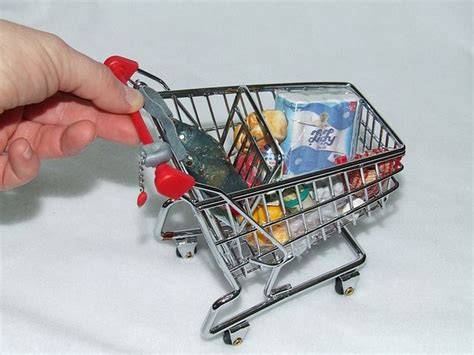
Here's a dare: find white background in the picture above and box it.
[0,0,472,353]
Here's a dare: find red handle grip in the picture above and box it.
[104,55,194,202]
[104,56,154,144]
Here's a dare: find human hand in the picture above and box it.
[0,20,144,191]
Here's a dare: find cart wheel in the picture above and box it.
[223,321,250,345]
[335,270,360,296]
[176,245,197,259]
[223,330,236,345]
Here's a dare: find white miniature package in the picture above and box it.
[275,89,360,176]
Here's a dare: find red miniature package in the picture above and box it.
[336,148,402,198]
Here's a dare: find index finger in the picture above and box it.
[23,93,140,145]
[58,46,144,114]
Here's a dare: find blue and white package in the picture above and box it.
[275,90,360,175]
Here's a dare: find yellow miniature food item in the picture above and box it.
[247,205,289,247]
[234,110,287,151]
[253,204,283,222]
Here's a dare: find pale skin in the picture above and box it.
[0,20,144,191]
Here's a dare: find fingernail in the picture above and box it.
[23,145,32,160]
[125,86,144,110]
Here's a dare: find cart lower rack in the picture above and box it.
[105,56,405,345]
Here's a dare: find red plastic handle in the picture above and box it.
[155,164,195,200]
[104,55,194,201]
[104,56,154,144]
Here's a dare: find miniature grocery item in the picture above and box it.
[341,198,365,217]
[234,109,287,151]
[261,143,278,170]
[282,185,315,213]
[234,150,259,186]
[284,211,322,256]
[286,211,320,236]
[174,119,247,193]
[254,204,283,222]
[275,89,360,175]
[246,204,289,247]
[233,110,286,186]
[335,148,402,198]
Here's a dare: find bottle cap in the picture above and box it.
[283,185,310,209]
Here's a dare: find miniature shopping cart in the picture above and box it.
[105,56,405,345]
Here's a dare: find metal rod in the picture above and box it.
[201,226,366,337]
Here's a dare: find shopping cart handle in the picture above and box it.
[104,56,154,144]
[104,55,195,203]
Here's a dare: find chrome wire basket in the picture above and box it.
[107,57,405,345]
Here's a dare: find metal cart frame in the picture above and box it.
[134,74,405,345]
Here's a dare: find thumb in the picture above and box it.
[60,48,144,114]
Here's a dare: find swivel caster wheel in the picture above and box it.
[175,238,197,259]
[335,270,360,296]
[223,321,250,346]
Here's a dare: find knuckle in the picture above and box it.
[99,64,118,88]
[43,32,68,51]
[96,64,125,102]
[37,33,71,92]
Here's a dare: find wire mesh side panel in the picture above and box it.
[157,88,282,190]
[195,156,402,280]
[219,87,283,187]
[166,92,231,140]
[192,87,405,277]
[354,102,402,153]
